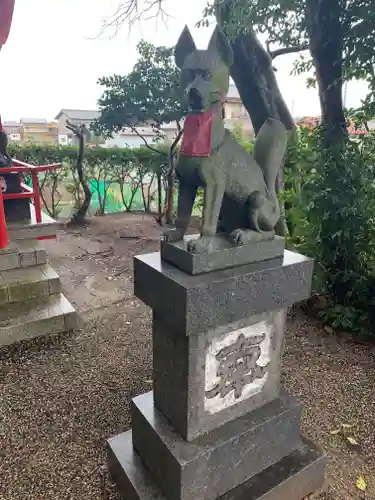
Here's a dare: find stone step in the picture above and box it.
[0,293,79,347]
[0,240,47,272]
[7,203,58,241]
[0,264,60,306]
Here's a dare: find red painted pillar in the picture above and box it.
[0,186,8,249]
[0,0,14,248]
[0,0,15,47]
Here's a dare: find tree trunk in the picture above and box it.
[306,0,347,143]
[69,131,92,225]
[228,31,295,135]
[219,20,295,236]
[165,126,183,225]
[306,0,348,301]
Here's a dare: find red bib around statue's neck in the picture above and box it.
[180,109,214,157]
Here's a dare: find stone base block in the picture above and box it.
[0,292,79,346]
[7,203,58,241]
[107,432,326,500]
[134,250,313,336]
[160,234,285,275]
[0,240,47,272]
[130,391,302,500]
[153,309,287,441]
[0,264,60,306]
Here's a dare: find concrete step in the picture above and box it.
[7,203,58,241]
[0,240,47,272]
[0,293,79,347]
[0,264,60,306]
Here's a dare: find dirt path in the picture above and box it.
[1,213,375,500]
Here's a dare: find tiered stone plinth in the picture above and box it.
[107,237,326,500]
[0,238,79,347]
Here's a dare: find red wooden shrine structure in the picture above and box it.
[0,0,62,249]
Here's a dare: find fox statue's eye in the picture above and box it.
[201,70,212,81]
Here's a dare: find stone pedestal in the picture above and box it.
[107,242,326,500]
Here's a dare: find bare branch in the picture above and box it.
[266,43,309,60]
[66,119,89,141]
[125,121,168,155]
[171,128,183,154]
[97,0,170,38]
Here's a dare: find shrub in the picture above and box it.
[285,127,375,337]
[7,144,168,218]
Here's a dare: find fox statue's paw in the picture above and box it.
[163,227,185,243]
[231,228,275,244]
[187,235,213,254]
[231,229,246,245]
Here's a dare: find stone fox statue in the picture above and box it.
[163,25,288,254]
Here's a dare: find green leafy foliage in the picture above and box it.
[204,0,307,48]
[93,40,186,139]
[231,121,254,149]
[285,126,375,336]
[204,0,375,116]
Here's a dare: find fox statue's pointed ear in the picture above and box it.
[175,25,197,69]
[207,25,233,67]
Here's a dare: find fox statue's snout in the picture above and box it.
[186,87,204,112]
[185,72,216,112]
[175,26,233,114]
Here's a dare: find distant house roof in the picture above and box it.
[297,116,366,135]
[21,118,47,124]
[3,120,19,127]
[227,84,241,100]
[55,109,101,121]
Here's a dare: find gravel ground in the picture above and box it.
[1,214,375,499]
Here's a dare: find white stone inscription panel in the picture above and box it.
[204,320,272,414]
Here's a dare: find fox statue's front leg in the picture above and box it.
[188,176,225,254]
[163,179,197,243]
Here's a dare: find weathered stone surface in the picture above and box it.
[7,203,58,241]
[131,390,302,500]
[59,293,80,331]
[19,240,47,267]
[0,243,18,255]
[153,309,287,441]
[161,234,285,275]
[0,238,78,347]
[0,240,47,271]
[134,250,313,336]
[220,438,327,500]
[0,275,8,304]
[0,292,78,346]
[0,264,60,304]
[0,251,20,271]
[107,432,326,500]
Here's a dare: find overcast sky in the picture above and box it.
[0,0,369,121]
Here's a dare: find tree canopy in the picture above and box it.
[93,39,187,141]
[206,0,375,118]
[104,1,375,124]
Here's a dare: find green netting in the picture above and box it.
[88,180,156,213]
